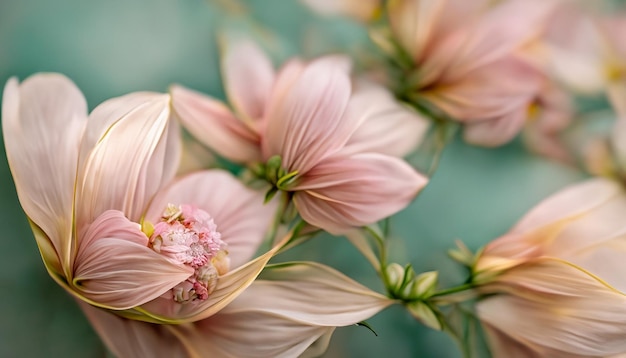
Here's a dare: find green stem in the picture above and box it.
[431,282,475,298]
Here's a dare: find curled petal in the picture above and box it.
[221,38,275,121]
[263,56,353,173]
[74,211,192,310]
[293,153,427,234]
[342,81,429,157]
[2,74,87,272]
[78,301,188,358]
[462,108,527,147]
[145,170,275,268]
[77,93,181,225]
[176,262,393,358]
[170,84,261,163]
[478,258,626,357]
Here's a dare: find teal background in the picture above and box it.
[0,0,586,357]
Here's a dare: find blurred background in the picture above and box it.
[0,0,587,356]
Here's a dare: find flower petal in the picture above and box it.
[341,80,430,157]
[170,84,261,163]
[462,108,528,147]
[478,258,626,357]
[2,74,87,272]
[422,57,541,121]
[176,262,393,358]
[145,170,275,268]
[221,38,275,121]
[293,153,427,234]
[263,56,353,173]
[511,178,622,235]
[77,301,188,358]
[427,0,556,83]
[77,93,180,225]
[73,210,193,310]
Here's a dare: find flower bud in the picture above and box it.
[407,301,442,331]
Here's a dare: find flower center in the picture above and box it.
[148,204,229,303]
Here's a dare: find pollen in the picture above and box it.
[149,204,229,303]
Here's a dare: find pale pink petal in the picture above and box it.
[170,84,261,163]
[425,0,556,83]
[221,39,275,121]
[511,178,621,235]
[341,80,429,157]
[73,210,193,310]
[145,170,275,268]
[77,93,181,226]
[2,74,87,272]
[302,0,380,22]
[422,57,541,121]
[293,153,427,234]
[177,262,393,358]
[263,56,353,173]
[478,259,626,357]
[462,109,527,147]
[77,301,188,358]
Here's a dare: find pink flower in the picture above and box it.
[473,178,626,357]
[171,40,428,234]
[381,0,557,147]
[2,73,280,321]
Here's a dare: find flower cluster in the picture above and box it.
[4,0,626,357]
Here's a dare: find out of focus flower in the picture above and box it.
[300,0,381,22]
[171,40,428,234]
[370,0,557,147]
[2,73,280,323]
[473,178,626,357]
[541,2,626,98]
[523,81,574,163]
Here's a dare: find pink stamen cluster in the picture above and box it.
[149,204,228,303]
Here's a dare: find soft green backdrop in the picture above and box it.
[0,0,585,357]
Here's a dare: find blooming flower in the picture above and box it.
[171,39,428,234]
[473,178,626,357]
[2,73,281,322]
[377,0,557,147]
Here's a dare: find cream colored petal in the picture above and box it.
[221,38,275,121]
[77,93,180,226]
[341,80,429,157]
[73,210,193,310]
[77,301,188,358]
[293,152,427,234]
[145,170,276,268]
[478,259,626,357]
[263,56,353,173]
[511,178,622,235]
[176,262,393,358]
[171,84,261,164]
[2,74,87,273]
